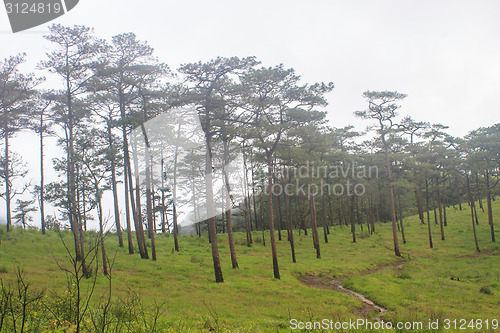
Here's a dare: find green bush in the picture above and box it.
[480,285,494,295]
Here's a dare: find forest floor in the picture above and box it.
[0,200,499,332]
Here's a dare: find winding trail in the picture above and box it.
[298,260,409,322]
[297,249,498,321]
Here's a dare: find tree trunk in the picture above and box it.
[473,198,479,225]
[382,137,401,257]
[300,195,308,235]
[244,196,252,246]
[39,115,46,235]
[4,131,11,231]
[205,137,224,283]
[172,123,182,252]
[322,191,328,243]
[415,189,424,224]
[120,95,143,257]
[466,174,480,252]
[267,154,280,279]
[369,194,375,234]
[337,196,342,227]
[475,172,484,212]
[309,193,321,259]
[286,193,296,263]
[145,148,156,261]
[123,159,134,255]
[97,191,108,276]
[130,140,148,259]
[276,191,283,241]
[250,152,259,231]
[442,179,448,226]
[425,177,433,248]
[161,156,166,233]
[260,195,266,246]
[398,192,406,244]
[108,124,123,247]
[437,187,445,241]
[432,190,438,225]
[223,138,238,268]
[485,169,495,242]
[350,196,356,243]
[66,87,85,273]
[357,196,363,232]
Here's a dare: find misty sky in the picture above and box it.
[1,0,499,226]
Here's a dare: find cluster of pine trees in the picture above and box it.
[0,24,498,282]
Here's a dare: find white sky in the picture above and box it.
[1,0,500,226]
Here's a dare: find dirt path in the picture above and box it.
[297,259,409,322]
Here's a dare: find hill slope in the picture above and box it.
[0,200,499,332]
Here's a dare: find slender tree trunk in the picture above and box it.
[398,192,406,244]
[260,195,266,246]
[267,154,280,279]
[455,176,462,210]
[425,177,433,248]
[322,191,328,243]
[4,131,11,232]
[350,196,356,243]
[172,123,182,252]
[134,166,149,259]
[286,193,296,263]
[97,192,108,276]
[39,115,46,235]
[141,100,156,259]
[130,139,148,259]
[123,159,134,255]
[108,124,123,247]
[431,190,438,226]
[309,193,320,259]
[467,174,480,252]
[276,191,283,241]
[382,137,401,257]
[485,170,495,242]
[205,137,224,283]
[244,196,252,246]
[437,187,445,241]
[242,147,253,232]
[442,178,448,226]
[223,138,238,268]
[416,189,424,224]
[300,195,308,235]
[161,156,166,233]
[475,172,484,212]
[473,197,479,225]
[369,194,375,234]
[82,184,87,232]
[145,145,156,261]
[337,196,342,227]
[120,94,143,257]
[250,150,259,230]
[66,88,85,273]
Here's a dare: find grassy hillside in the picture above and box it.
[0,200,499,332]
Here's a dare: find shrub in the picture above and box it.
[480,285,494,295]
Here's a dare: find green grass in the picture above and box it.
[0,200,499,332]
